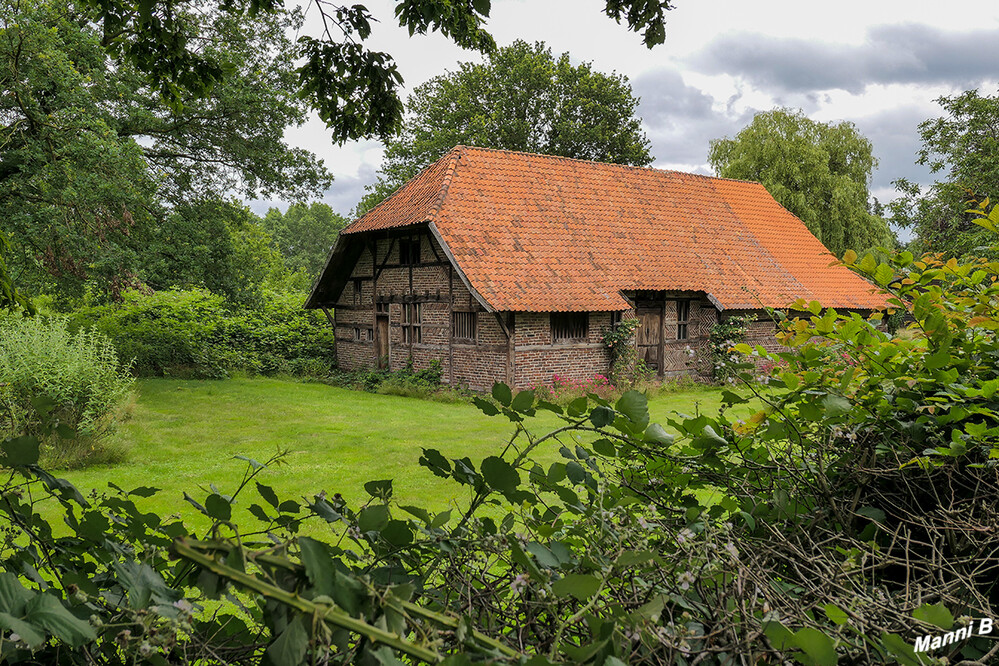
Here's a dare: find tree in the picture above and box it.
[141,200,295,306]
[261,203,349,280]
[73,0,676,145]
[0,0,329,299]
[708,108,894,257]
[890,89,999,257]
[356,40,654,215]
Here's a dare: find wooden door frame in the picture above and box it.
[375,314,389,369]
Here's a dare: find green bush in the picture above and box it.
[71,288,336,379]
[0,315,133,467]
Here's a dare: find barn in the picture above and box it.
[305,146,885,391]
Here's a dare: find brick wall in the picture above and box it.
[330,230,771,390]
[513,312,614,389]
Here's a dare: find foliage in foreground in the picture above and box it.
[71,289,335,379]
[0,316,133,467]
[6,237,999,663]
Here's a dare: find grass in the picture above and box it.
[61,378,736,533]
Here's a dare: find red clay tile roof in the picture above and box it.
[338,146,887,312]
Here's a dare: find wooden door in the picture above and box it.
[636,308,662,373]
[375,315,389,369]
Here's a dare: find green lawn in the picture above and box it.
[62,378,732,531]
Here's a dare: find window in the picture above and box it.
[402,303,422,343]
[376,301,389,315]
[551,312,588,342]
[353,327,372,342]
[676,300,690,340]
[398,238,421,265]
[610,311,623,328]
[452,311,477,342]
[353,279,363,305]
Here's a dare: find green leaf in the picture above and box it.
[856,506,886,525]
[762,620,794,650]
[552,573,601,601]
[510,390,534,412]
[567,396,588,417]
[480,456,520,492]
[592,438,616,457]
[912,602,953,630]
[381,520,414,546]
[644,423,674,445]
[823,603,848,625]
[257,482,280,508]
[473,396,499,415]
[358,505,390,533]
[615,390,649,427]
[589,405,615,428]
[1,435,39,466]
[792,627,837,666]
[24,594,96,648]
[299,537,334,596]
[873,262,894,286]
[205,494,232,522]
[264,614,308,666]
[821,393,851,417]
[0,573,33,615]
[399,505,432,525]
[0,611,46,649]
[616,550,656,567]
[363,479,393,500]
[880,632,928,666]
[430,509,451,529]
[491,383,512,406]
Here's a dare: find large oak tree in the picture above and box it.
[709,108,894,257]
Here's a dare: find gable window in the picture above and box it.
[398,238,421,266]
[402,303,422,343]
[452,311,477,342]
[676,300,690,340]
[551,312,588,342]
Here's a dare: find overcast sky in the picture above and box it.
[255,0,999,224]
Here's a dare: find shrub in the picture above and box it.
[71,288,336,379]
[0,315,133,467]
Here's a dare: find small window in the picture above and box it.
[452,311,477,342]
[402,303,422,343]
[353,327,372,342]
[551,312,588,342]
[676,300,690,340]
[376,301,389,315]
[398,238,421,266]
[353,279,363,305]
[610,311,623,328]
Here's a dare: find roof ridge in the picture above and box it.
[453,144,768,186]
[426,146,464,223]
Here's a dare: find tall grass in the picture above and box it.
[0,316,134,468]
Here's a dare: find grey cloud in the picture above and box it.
[247,163,378,219]
[691,23,999,94]
[851,106,936,195]
[633,68,756,166]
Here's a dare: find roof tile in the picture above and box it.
[341,146,887,312]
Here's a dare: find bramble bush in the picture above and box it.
[0,316,133,467]
[71,288,336,379]
[7,210,999,663]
